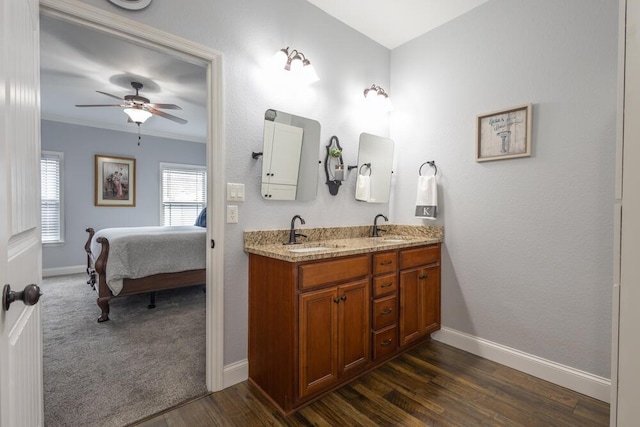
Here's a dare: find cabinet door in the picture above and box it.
[421,265,441,334]
[338,280,370,377]
[399,268,423,346]
[400,266,441,347]
[299,287,338,398]
[268,122,304,186]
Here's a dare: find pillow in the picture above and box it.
[195,207,207,227]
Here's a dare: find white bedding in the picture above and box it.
[91,226,206,296]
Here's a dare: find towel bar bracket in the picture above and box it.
[419,161,437,176]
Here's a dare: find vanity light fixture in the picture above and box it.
[363,84,388,100]
[273,47,319,84]
[364,84,392,111]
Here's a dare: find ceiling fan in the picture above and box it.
[75,81,187,125]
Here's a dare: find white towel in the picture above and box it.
[355,175,371,202]
[415,175,437,219]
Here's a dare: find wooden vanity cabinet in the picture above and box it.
[399,245,441,347]
[371,251,399,361]
[248,243,440,414]
[298,278,370,399]
[248,253,370,413]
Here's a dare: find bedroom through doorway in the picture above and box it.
[39,2,224,425]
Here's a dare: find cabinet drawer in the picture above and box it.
[372,252,397,275]
[372,326,397,360]
[400,245,440,270]
[372,274,397,297]
[299,255,369,290]
[372,295,397,330]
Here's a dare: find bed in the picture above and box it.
[84,225,206,322]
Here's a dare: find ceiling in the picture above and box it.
[40,2,488,141]
[305,0,489,49]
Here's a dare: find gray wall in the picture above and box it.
[390,0,617,378]
[41,120,206,269]
[70,0,618,378]
[74,0,392,365]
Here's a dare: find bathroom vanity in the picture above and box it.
[244,225,443,414]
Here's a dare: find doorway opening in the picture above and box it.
[39,1,224,424]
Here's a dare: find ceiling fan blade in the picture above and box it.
[75,104,125,107]
[149,107,188,125]
[96,90,123,101]
[147,103,182,110]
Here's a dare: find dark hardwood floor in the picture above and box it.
[133,340,609,426]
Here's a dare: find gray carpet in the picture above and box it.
[42,273,207,427]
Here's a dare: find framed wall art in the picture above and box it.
[95,155,136,206]
[476,104,532,162]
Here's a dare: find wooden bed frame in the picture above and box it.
[84,227,206,323]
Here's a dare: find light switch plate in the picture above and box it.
[226,183,245,202]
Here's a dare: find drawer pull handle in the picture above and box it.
[381,308,393,315]
[380,282,393,288]
[380,339,393,346]
[419,274,428,280]
[380,260,393,265]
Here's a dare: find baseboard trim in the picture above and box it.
[223,359,248,388]
[43,265,85,277]
[432,327,611,403]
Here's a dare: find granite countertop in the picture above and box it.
[243,225,443,262]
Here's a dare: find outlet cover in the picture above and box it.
[226,205,238,223]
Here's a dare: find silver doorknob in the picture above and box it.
[2,284,42,311]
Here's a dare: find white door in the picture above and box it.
[0,0,44,425]
[617,0,640,424]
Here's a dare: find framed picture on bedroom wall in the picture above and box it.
[95,155,136,207]
[476,104,532,162]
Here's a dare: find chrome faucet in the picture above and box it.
[286,215,307,245]
[372,214,389,237]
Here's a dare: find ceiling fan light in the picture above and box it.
[124,107,152,124]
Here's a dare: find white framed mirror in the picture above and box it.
[354,133,394,203]
[260,109,320,201]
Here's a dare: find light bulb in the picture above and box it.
[124,108,152,123]
[302,62,319,84]
[273,48,288,69]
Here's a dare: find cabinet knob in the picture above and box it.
[340,295,347,301]
[419,274,428,280]
[333,298,340,303]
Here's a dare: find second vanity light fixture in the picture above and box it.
[364,84,392,111]
[274,46,319,84]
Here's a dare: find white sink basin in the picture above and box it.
[288,246,334,253]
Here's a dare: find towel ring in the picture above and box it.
[359,163,372,176]
[419,161,437,177]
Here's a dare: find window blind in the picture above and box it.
[41,152,63,243]
[160,164,206,226]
